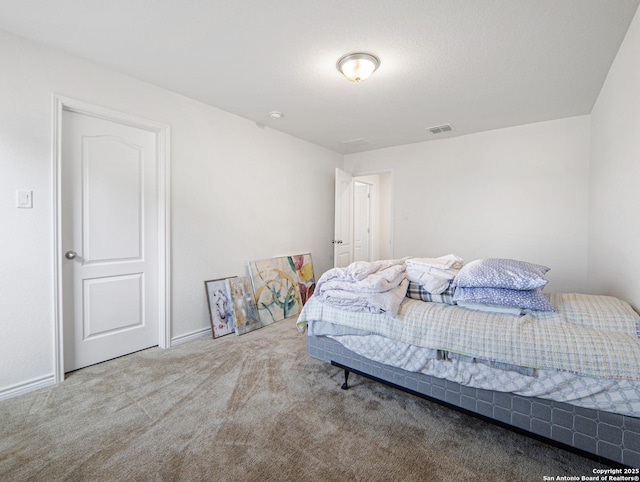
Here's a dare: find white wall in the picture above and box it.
[0,31,342,396]
[589,8,640,312]
[345,116,591,293]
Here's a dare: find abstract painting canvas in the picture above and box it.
[248,257,302,326]
[287,253,315,305]
[228,276,262,336]
[204,277,236,338]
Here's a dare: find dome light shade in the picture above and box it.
[336,53,380,82]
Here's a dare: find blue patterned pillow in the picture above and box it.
[454,258,549,290]
[453,286,555,311]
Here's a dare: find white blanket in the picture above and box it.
[316,278,409,317]
[314,259,408,316]
[405,254,463,294]
[405,266,457,294]
[316,259,406,294]
[405,254,463,270]
[317,266,405,294]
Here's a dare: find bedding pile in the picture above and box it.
[304,257,640,379]
[314,258,409,317]
[299,256,640,417]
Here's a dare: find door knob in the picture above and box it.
[65,250,78,260]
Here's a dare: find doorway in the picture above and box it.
[333,168,393,267]
[353,172,393,262]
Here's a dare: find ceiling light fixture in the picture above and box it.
[336,53,380,82]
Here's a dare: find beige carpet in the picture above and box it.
[0,318,608,481]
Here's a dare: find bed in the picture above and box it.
[297,269,640,467]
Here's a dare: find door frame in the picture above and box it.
[353,180,372,262]
[352,168,395,260]
[51,94,171,383]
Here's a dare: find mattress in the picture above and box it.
[298,295,640,381]
[297,294,640,418]
[325,331,640,417]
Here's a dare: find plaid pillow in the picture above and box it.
[406,281,456,305]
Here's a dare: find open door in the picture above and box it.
[353,181,372,262]
[333,168,353,268]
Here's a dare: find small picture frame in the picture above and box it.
[205,277,237,338]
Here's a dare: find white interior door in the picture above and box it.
[61,110,159,372]
[353,181,371,262]
[334,168,353,268]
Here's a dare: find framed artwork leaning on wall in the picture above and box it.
[228,276,262,336]
[205,277,237,338]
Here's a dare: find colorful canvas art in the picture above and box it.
[204,278,236,338]
[287,253,315,305]
[248,257,302,326]
[228,276,262,336]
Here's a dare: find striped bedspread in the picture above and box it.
[297,293,640,381]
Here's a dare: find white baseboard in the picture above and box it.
[0,374,57,401]
[170,327,211,346]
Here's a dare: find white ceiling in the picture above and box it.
[1,0,638,154]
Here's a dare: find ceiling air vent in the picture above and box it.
[427,124,453,134]
[341,138,371,152]
[341,138,370,147]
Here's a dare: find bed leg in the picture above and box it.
[341,369,350,390]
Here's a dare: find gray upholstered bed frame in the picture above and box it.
[307,334,640,468]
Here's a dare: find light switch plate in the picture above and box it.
[16,190,33,208]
